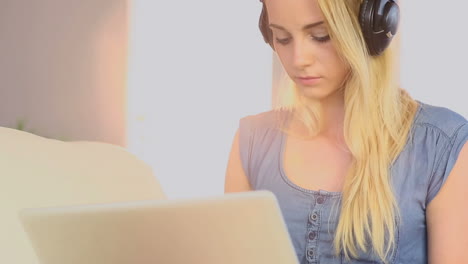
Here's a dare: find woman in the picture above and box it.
[224,0,468,263]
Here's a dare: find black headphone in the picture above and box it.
[259,0,400,56]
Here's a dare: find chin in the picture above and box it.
[298,86,331,101]
[296,83,343,103]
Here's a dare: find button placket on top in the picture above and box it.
[305,193,327,263]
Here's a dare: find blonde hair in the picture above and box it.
[274,0,419,262]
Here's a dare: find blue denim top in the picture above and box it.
[238,101,468,264]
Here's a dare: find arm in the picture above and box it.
[427,142,468,263]
[224,129,252,193]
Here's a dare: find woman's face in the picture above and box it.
[265,0,350,102]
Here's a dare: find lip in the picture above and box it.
[296,76,322,86]
[298,76,320,79]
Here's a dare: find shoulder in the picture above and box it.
[414,100,468,139]
[239,108,291,132]
[408,101,468,204]
[236,109,291,187]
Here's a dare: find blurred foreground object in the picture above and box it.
[0,127,165,264]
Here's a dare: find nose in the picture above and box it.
[293,38,315,69]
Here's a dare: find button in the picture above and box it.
[307,247,315,258]
[316,196,325,204]
[309,213,318,223]
[308,231,317,240]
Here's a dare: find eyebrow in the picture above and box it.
[269,21,325,32]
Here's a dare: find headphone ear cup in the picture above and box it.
[370,1,399,55]
[359,0,379,55]
[259,4,274,50]
[359,0,400,56]
[382,1,399,37]
[359,0,375,42]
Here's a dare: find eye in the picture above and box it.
[274,35,331,46]
[275,37,291,45]
[313,35,330,43]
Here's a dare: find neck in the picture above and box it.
[317,90,345,139]
[289,89,346,143]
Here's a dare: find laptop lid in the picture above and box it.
[19,190,299,264]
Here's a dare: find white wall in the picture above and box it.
[400,1,468,117]
[126,0,272,199]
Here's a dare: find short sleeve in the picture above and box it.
[427,123,468,204]
[237,110,287,190]
[238,116,254,187]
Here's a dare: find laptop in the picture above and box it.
[19,190,299,264]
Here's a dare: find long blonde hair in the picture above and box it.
[274,0,419,262]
